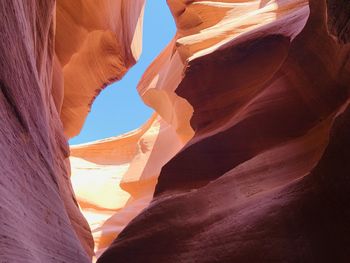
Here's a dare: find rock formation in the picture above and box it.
[0,1,91,262]
[0,0,349,263]
[70,114,187,258]
[56,0,146,138]
[96,0,350,262]
[0,0,144,262]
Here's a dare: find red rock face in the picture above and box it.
[0,0,145,262]
[156,0,349,195]
[99,106,350,263]
[1,0,349,262]
[97,0,350,262]
[0,1,92,262]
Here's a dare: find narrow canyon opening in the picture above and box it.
[69,2,175,145]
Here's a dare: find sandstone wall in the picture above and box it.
[97,0,350,262]
[0,1,92,262]
[0,0,145,262]
[1,0,349,262]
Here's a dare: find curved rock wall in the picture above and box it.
[0,1,92,262]
[56,0,146,138]
[0,0,146,262]
[70,114,186,258]
[97,0,350,262]
[1,0,349,262]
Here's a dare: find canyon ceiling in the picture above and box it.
[0,0,349,263]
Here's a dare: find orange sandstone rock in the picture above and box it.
[56,0,146,138]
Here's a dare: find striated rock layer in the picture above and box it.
[56,0,146,138]
[0,1,91,262]
[97,0,350,262]
[0,0,145,262]
[1,0,350,262]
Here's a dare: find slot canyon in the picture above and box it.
[0,0,350,262]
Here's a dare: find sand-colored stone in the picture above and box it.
[70,113,186,258]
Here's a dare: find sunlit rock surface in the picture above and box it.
[70,114,186,258]
[1,0,350,262]
[0,0,145,262]
[96,0,350,262]
[56,0,146,138]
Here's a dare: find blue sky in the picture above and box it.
[69,1,176,145]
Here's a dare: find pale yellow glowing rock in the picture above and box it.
[139,39,195,143]
[70,113,187,257]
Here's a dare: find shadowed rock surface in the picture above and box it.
[98,0,350,262]
[0,1,92,262]
[0,0,145,262]
[0,0,349,263]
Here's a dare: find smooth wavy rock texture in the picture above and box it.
[70,114,187,259]
[1,0,350,263]
[0,1,92,262]
[96,0,350,262]
[0,0,145,262]
[57,0,146,138]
